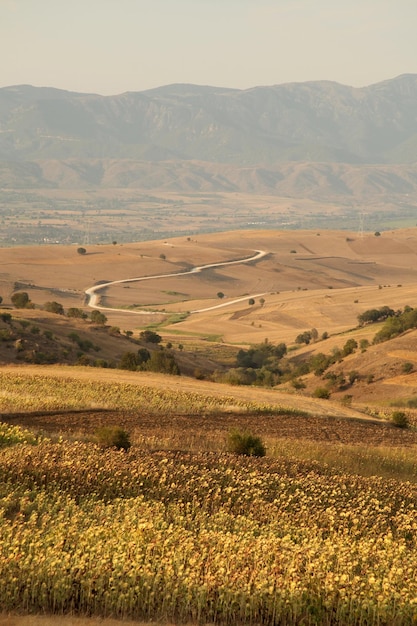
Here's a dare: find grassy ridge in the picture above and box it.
[0,371,299,416]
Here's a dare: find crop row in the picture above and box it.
[1,438,417,624]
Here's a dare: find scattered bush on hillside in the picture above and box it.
[0,313,12,323]
[357,306,395,326]
[295,331,313,345]
[140,330,162,344]
[236,341,287,369]
[390,411,409,429]
[95,426,131,450]
[342,338,358,356]
[11,292,33,309]
[119,351,139,371]
[68,332,96,353]
[309,352,334,376]
[227,430,266,457]
[0,329,12,342]
[137,348,151,364]
[67,308,88,319]
[313,387,330,399]
[402,362,414,374]
[44,301,64,315]
[373,306,417,344]
[77,247,87,255]
[90,310,107,325]
[145,350,180,375]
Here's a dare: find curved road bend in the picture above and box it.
[85,249,268,315]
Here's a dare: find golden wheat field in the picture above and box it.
[1,368,417,626]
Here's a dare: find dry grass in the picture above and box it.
[2,228,417,410]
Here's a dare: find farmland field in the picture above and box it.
[1,368,417,625]
[3,227,417,625]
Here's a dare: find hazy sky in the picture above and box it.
[1,0,416,95]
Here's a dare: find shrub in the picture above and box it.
[67,307,88,319]
[295,331,312,345]
[77,247,87,255]
[144,351,180,375]
[313,387,330,399]
[0,329,11,341]
[90,310,107,325]
[140,330,162,344]
[44,301,64,315]
[119,351,138,371]
[391,411,409,429]
[340,394,353,407]
[291,378,306,390]
[95,426,131,450]
[11,292,32,309]
[342,338,358,356]
[402,362,414,374]
[359,339,370,351]
[227,430,266,457]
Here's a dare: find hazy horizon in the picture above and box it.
[2,0,416,96]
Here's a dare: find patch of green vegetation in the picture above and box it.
[162,290,189,297]
[204,334,223,342]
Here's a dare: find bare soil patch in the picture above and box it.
[4,406,416,448]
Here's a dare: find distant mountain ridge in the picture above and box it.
[1,75,417,165]
[1,76,417,196]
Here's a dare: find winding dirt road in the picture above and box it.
[85,249,268,315]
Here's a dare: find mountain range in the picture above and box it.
[0,75,417,195]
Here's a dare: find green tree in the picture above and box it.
[90,310,107,325]
[137,348,151,364]
[217,292,225,299]
[11,292,32,309]
[119,352,138,371]
[342,338,358,356]
[67,307,88,319]
[145,351,180,375]
[44,301,64,315]
[295,331,312,345]
[77,247,87,255]
[140,330,162,344]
